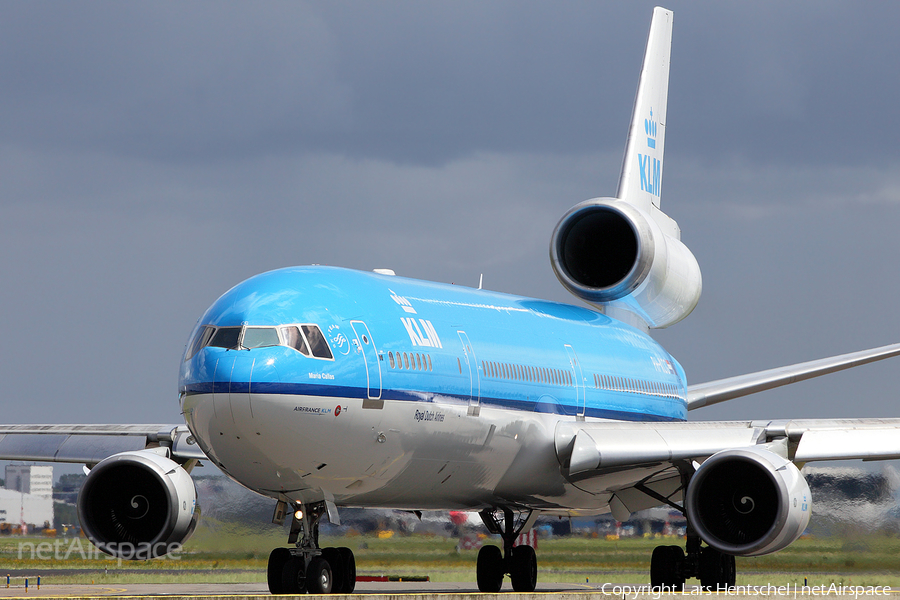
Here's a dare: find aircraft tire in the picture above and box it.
[510,545,537,592]
[338,547,357,593]
[306,556,333,594]
[650,545,685,590]
[267,548,291,594]
[322,548,343,594]
[699,546,736,590]
[281,555,306,594]
[476,545,504,592]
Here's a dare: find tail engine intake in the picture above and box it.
[550,198,701,328]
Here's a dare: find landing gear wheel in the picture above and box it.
[267,548,291,594]
[510,545,537,592]
[281,555,306,594]
[338,547,357,593]
[476,545,504,592]
[321,547,356,594]
[650,545,685,590]
[306,555,333,594]
[322,548,343,594]
[699,546,736,590]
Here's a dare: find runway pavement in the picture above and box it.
[0,580,596,598]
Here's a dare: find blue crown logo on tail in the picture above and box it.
[645,108,657,149]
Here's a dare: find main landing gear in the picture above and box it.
[266,501,357,595]
[475,508,539,593]
[650,528,735,590]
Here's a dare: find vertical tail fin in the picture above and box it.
[616,7,673,214]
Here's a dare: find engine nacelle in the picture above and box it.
[550,198,701,328]
[685,446,811,556]
[77,449,200,559]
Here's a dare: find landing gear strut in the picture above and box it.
[475,507,538,592]
[266,501,356,595]
[644,461,736,591]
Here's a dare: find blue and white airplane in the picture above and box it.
[5,6,900,594]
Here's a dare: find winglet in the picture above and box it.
[616,7,673,214]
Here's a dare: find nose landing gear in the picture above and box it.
[266,501,356,595]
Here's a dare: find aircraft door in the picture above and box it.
[458,331,481,416]
[351,320,383,409]
[565,344,586,420]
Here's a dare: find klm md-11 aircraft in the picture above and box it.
[5,6,900,594]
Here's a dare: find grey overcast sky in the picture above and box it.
[3,1,900,428]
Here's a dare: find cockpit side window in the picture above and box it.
[301,325,334,360]
[185,325,216,361]
[242,327,281,349]
[210,327,241,349]
[279,326,311,356]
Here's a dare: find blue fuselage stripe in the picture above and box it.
[182,381,683,423]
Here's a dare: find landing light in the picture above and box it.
[294,510,303,520]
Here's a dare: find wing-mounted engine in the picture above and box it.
[685,446,811,556]
[77,449,200,559]
[550,198,701,328]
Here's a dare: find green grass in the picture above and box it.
[1,532,900,586]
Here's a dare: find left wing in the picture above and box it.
[686,342,900,410]
[557,417,900,477]
[556,416,900,552]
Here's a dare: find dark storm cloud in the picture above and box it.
[5,2,898,167]
[2,0,900,429]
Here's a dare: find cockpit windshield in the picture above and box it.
[184,323,333,360]
[242,327,281,349]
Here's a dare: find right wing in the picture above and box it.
[0,424,206,465]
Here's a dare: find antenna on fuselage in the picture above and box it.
[478,274,483,290]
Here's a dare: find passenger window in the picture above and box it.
[389,352,395,368]
[243,327,280,349]
[301,325,333,360]
[210,327,241,349]
[416,354,422,370]
[428,355,433,371]
[280,326,311,356]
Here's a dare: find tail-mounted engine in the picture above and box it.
[685,446,811,556]
[77,449,200,559]
[550,198,701,328]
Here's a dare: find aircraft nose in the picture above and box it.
[218,350,281,427]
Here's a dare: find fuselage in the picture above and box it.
[179,266,687,514]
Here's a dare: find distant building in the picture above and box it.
[5,465,53,499]
[0,489,54,529]
[2,465,54,529]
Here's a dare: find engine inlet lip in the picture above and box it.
[686,449,787,556]
[550,198,653,302]
[77,451,181,558]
